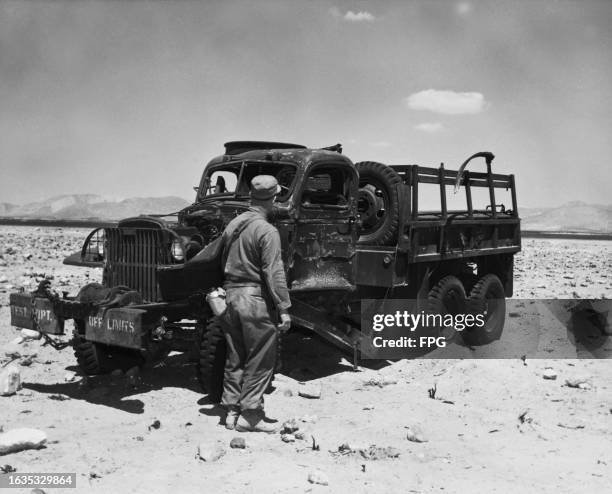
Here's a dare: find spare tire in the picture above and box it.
[356,161,402,245]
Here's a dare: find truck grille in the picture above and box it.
[105,228,172,302]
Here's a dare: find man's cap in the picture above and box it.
[250,175,281,200]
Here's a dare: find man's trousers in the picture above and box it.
[221,285,278,411]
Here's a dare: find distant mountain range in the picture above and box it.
[520,201,611,233]
[0,196,610,232]
[0,194,191,221]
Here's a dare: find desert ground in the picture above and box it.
[0,227,611,493]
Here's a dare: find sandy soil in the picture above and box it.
[0,227,611,493]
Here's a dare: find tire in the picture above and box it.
[462,274,506,346]
[196,317,227,403]
[426,276,467,340]
[356,161,402,245]
[72,321,144,375]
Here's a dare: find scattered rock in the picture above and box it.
[21,329,42,340]
[19,356,35,367]
[229,437,246,449]
[0,428,47,455]
[281,433,296,443]
[196,442,226,462]
[64,372,76,383]
[300,414,318,423]
[111,369,124,378]
[48,394,70,401]
[0,276,8,283]
[282,388,293,397]
[405,424,428,443]
[281,418,300,434]
[359,445,401,460]
[148,419,161,431]
[565,377,591,389]
[307,469,329,486]
[542,369,557,380]
[298,382,321,399]
[0,464,16,473]
[0,365,21,396]
[294,431,306,440]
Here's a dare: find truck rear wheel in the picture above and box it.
[426,276,467,339]
[197,317,226,403]
[462,274,506,346]
[356,161,402,245]
[72,321,144,375]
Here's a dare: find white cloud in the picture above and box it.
[329,7,376,22]
[405,89,486,115]
[414,122,444,133]
[455,2,472,16]
[344,10,376,22]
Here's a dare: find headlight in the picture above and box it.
[171,239,184,261]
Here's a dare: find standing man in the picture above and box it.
[220,175,291,433]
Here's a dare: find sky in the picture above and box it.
[1,0,611,208]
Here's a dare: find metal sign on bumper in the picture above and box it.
[9,292,64,334]
[85,307,146,350]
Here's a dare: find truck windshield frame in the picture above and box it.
[198,160,298,202]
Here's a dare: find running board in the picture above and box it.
[289,299,361,355]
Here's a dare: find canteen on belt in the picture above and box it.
[206,287,227,317]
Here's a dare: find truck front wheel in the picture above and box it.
[196,317,226,403]
[72,321,144,375]
[462,274,506,346]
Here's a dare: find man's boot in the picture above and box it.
[235,409,278,433]
[224,406,240,430]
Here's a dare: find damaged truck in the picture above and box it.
[9,141,521,401]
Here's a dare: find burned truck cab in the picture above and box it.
[178,141,360,295]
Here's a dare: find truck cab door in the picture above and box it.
[287,163,359,292]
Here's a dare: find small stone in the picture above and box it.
[0,428,47,455]
[307,470,329,486]
[282,388,293,397]
[298,382,321,399]
[565,377,590,389]
[294,431,306,440]
[281,418,300,434]
[0,365,21,396]
[542,369,557,380]
[148,419,161,431]
[0,275,8,283]
[62,372,76,383]
[196,442,226,462]
[406,424,428,443]
[281,433,296,443]
[111,369,124,378]
[229,437,246,449]
[21,329,41,340]
[299,414,318,423]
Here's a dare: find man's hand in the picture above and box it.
[277,311,291,333]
